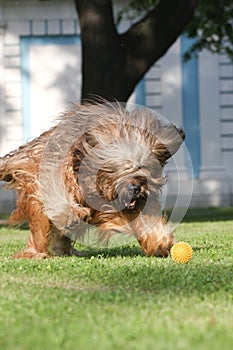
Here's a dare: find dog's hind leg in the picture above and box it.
[11,214,51,259]
[11,184,52,259]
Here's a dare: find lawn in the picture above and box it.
[0,207,232,350]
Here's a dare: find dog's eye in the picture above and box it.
[4,174,13,182]
[138,164,146,170]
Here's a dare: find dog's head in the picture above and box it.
[91,140,164,214]
[113,125,185,215]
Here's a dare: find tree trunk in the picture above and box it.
[74,0,197,102]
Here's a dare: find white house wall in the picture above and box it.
[199,50,226,179]
[219,53,233,177]
[0,0,80,154]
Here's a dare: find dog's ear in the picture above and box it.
[152,126,185,165]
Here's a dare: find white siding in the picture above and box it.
[144,64,161,110]
[219,54,233,177]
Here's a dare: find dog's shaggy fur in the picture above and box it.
[0,101,185,258]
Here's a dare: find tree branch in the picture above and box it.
[73,0,198,101]
[121,0,198,81]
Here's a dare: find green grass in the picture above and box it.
[0,208,232,350]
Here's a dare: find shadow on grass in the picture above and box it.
[73,243,216,259]
[73,239,212,259]
[71,247,233,296]
[74,244,145,258]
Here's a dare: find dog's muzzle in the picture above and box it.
[114,181,148,212]
[124,183,142,210]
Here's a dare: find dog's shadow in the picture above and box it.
[74,244,205,259]
[74,244,146,259]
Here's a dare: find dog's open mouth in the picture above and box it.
[114,180,149,212]
[123,190,148,212]
[124,198,137,210]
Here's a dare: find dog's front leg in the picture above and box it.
[133,215,175,257]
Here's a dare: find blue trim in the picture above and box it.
[181,35,201,178]
[21,35,80,46]
[135,79,145,106]
[20,35,80,142]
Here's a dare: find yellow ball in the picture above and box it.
[170,242,193,263]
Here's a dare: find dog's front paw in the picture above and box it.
[137,233,175,257]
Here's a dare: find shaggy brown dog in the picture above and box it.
[0,101,185,258]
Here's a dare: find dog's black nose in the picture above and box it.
[114,183,143,212]
[128,183,141,196]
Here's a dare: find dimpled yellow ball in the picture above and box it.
[171,242,193,263]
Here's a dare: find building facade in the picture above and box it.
[0,0,232,212]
